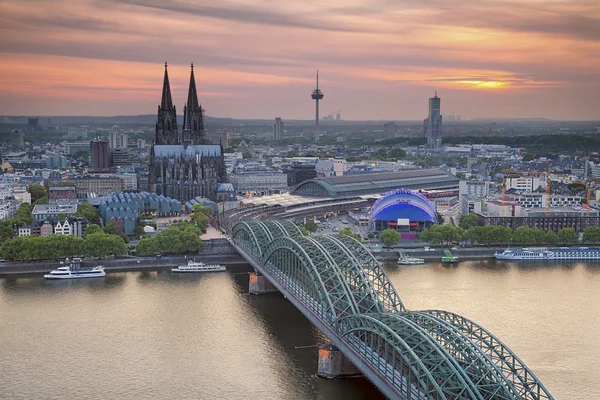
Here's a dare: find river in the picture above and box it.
[0,260,598,399]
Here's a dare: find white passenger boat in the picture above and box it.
[495,247,600,260]
[171,260,226,273]
[398,252,425,265]
[44,258,105,279]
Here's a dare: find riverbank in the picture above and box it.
[372,247,503,261]
[0,254,251,276]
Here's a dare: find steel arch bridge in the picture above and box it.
[230,221,554,400]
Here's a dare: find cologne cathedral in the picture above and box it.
[149,63,226,202]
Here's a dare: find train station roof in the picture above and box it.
[291,168,459,198]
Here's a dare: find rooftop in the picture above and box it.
[292,168,459,197]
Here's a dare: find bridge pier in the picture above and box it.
[317,344,362,379]
[248,272,279,295]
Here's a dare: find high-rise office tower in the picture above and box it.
[90,140,110,170]
[311,70,324,142]
[424,92,443,149]
[110,130,119,149]
[273,117,284,141]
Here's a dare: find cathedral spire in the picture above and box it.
[161,62,173,109]
[186,63,199,117]
[155,62,178,145]
[185,62,205,145]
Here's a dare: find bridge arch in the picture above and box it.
[232,221,272,257]
[314,235,402,314]
[261,236,360,322]
[334,234,406,313]
[423,310,554,400]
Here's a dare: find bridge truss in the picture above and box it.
[231,220,554,400]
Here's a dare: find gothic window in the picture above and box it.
[166,119,171,133]
[193,120,197,133]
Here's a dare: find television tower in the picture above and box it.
[311,70,324,142]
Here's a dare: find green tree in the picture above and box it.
[83,232,127,258]
[59,181,76,187]
[420,225,463,246]
[28,184,47,204]
[459,213,479,230]
[135,223,203,256]
[74,202,100,225]
[103,220,119,235]
[12,203,33,226]
[557,228,578,245]
[522,153,535,162]
[582,226,600,243]
[74,149,89,159]
[195,204,214,216]
[286,150,300,158]
[339,227,361,242]
[84,224,103,236]
[298,226,309,236]
[531,227,545,245]
[0,221,13,243]
[33,196,48,206]
[304,221,318,233]
[378,229,401,247]
[513,226,534,245]
[544,230,558,244]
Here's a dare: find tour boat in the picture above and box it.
[44,258,106,279]
[441,250,459,263]
[495,247,600,260]
[398,252,425,265]
[171,260,226,273]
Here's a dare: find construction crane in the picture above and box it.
[546,164,551,215]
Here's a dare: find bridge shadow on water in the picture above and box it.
[232,272,386,400]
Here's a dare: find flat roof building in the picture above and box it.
[291,168,459,198]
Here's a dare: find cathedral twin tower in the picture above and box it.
[155,62,205,146]
[149,63,226,202]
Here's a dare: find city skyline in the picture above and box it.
[1,0,599,120]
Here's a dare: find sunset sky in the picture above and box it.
[1,0,599,120]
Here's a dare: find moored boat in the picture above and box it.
[398,252,425,265]
[495,247,600,260]
[171,260,226,273]
[44,258,105,279]
[441,250,459,263]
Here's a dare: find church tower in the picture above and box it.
[182,63,205,145]
[155,62,178,145]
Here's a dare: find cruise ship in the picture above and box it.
[44,258,106,279]
[495,247,600,260]
[171,260,226,273]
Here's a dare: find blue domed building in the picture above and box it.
[370,188,436,233]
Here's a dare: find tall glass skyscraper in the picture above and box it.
[424,92,443,149]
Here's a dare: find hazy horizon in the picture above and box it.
[1,0,599,120]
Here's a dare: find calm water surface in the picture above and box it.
[1,260,599,399]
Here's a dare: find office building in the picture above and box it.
[273,117,284,141]
[424,92,443,149]
[91,140,111,170]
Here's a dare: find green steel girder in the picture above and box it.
[351,313,483,399]
[275,220,303,237]
[338,313,449,399]
[261,236,359,322]
[231,219,553,400]
[423,310,554,400]
[402,312,520,399]
[314,235,392,315]
[232,221,263,256]
[261,221,286,240]
[334,234,406,312]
